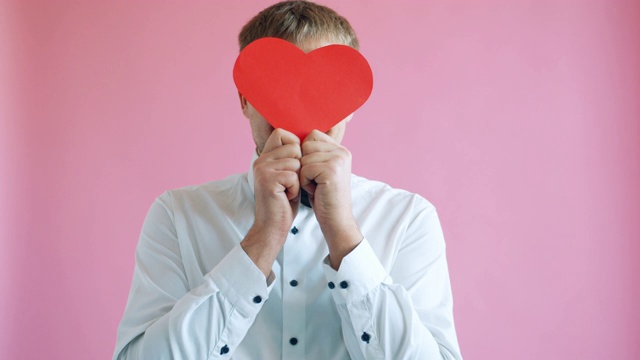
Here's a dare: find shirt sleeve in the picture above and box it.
[322,205,463,360]
[113,193,275,360]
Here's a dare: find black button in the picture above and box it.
[361,332,371,343]
[252,295,262,304]
[291,226,299,235]
[220,344,229,354]
[340,281,349,289]
[289,337,298,345]
[289,279,298,287]
[328,281,335,289]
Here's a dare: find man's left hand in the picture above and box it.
[300,130,363,269]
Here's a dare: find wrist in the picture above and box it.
[241,224,288,278]
[322,219,363,270]
[246,222,289,246]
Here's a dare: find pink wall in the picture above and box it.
[2,1,639,359]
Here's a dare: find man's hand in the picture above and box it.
[242,129,301,278]
[300,130,363,270]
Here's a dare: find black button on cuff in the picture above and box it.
[289,337,298,345]
[361,332,371,343]
[289,279,298,287]
[220,344,230,355]
[328,281,335,289]
[339,280,349,289]
[252,295,262,304]
[291,226,299,235]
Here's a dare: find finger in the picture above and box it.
[301,140,340,156]
[256,157,301,173]
[300,162,325,193]
[261,143,302,161]
[278,170,300,201]
[258,169,300,199]
[289,188,302,204]
[302,129,336,144]
[300,176,316,198]
[300,151,334,167]
[263,128,301,154]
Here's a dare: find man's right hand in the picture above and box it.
[241,129,301,278]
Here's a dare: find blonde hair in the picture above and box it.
[238,0,359,51]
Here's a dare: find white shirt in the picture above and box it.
[114,155,462,360]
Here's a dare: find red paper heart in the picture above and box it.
[233,37,373,140]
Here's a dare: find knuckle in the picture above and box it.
[286,144,302,158]
[254,169,270,185]
[253,160,266,174]
[283,158,299,172]
[279,171,298,187]
[285,171,298,183]
[339,147,351,159]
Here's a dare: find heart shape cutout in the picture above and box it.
[233,37,373,140]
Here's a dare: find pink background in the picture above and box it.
[2,1,639,359]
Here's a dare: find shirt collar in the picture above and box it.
[247,150,258,196]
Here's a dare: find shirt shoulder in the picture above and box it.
[156,173,252,215]
[351,173,436,214]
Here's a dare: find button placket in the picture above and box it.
[281,227,306,357]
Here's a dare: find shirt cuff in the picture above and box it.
[322,238,390,305]
[207,243,276,317]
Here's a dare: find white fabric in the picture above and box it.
[114,154,462,359]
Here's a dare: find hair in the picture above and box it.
[238,0,359,51]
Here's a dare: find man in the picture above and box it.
[114,1,462,359]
